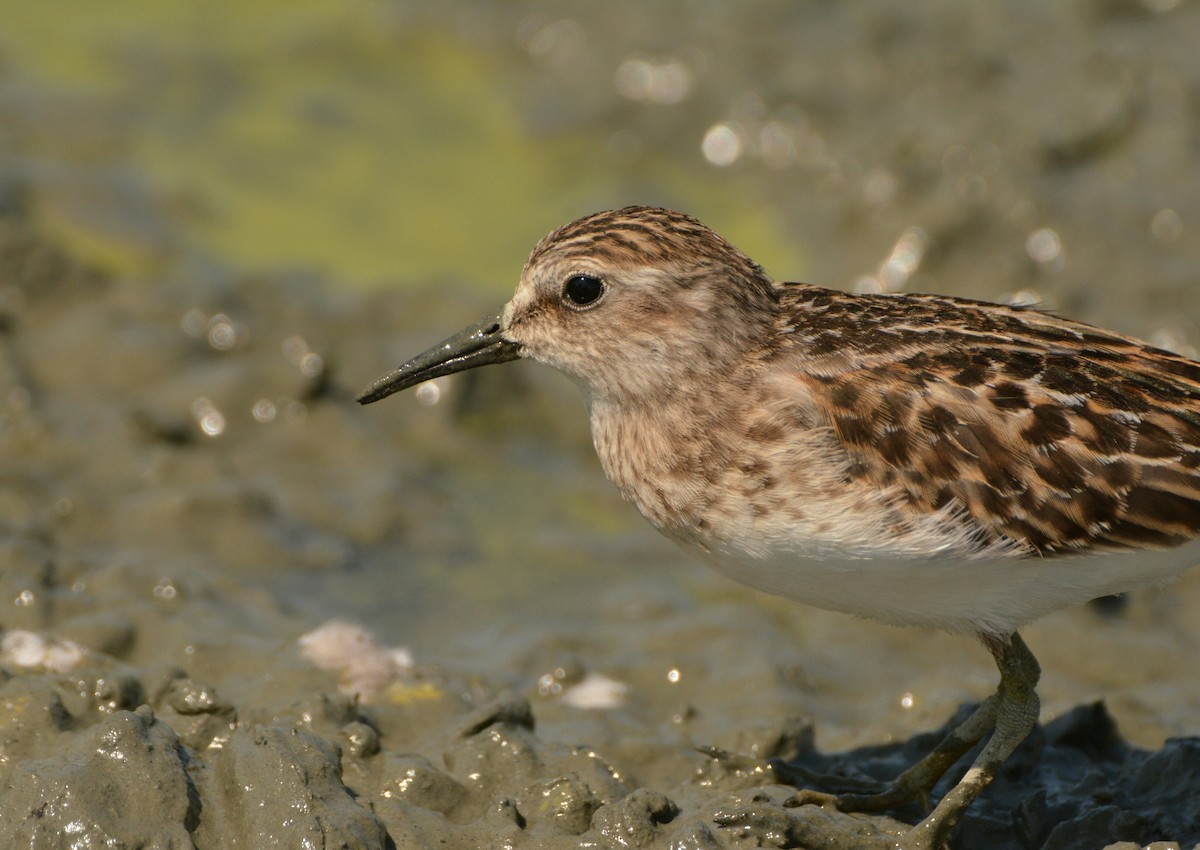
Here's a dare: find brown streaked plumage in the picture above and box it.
[358,206,1200,850]
[789,285,1200,556]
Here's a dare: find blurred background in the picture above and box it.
[8,0,1200,314]
[2,2,1200,846]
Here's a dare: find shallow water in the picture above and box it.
[0,2,1198,848]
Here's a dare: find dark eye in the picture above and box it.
[562,274,605,308]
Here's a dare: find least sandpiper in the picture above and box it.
[358,207,1200,849]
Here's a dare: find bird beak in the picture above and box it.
[356,307,523,405]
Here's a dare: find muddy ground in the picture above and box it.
[1,2,1199,849]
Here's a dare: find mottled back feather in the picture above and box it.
[782,284,1200,556]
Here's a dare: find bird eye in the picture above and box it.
[562,274,605,308]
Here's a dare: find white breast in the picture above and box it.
[692,534,1200,637]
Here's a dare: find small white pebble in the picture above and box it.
[1,630,86,672]
[298,620,414,701]
[560,672,628,710]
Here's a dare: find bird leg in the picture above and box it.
[787,633,1041,850]
[900,632,1040,849]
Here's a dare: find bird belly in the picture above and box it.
[691,536,1200,637]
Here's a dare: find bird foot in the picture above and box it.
[782,792,952,850]
[784,782,927,815]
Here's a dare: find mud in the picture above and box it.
[1,2,1199,849]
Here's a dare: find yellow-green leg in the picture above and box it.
[787,633,1042,850]
[899,633,1040,849]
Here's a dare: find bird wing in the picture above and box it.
[783,286,1200,556]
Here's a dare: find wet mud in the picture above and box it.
[1,207,1198,848]
[2,2,1200,849]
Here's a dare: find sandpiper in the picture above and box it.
[358,206,1200,849]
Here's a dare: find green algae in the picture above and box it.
[0,0,803,289]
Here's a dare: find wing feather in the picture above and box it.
[781,285,1200,556]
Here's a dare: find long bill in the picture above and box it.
[356,308,523,405]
